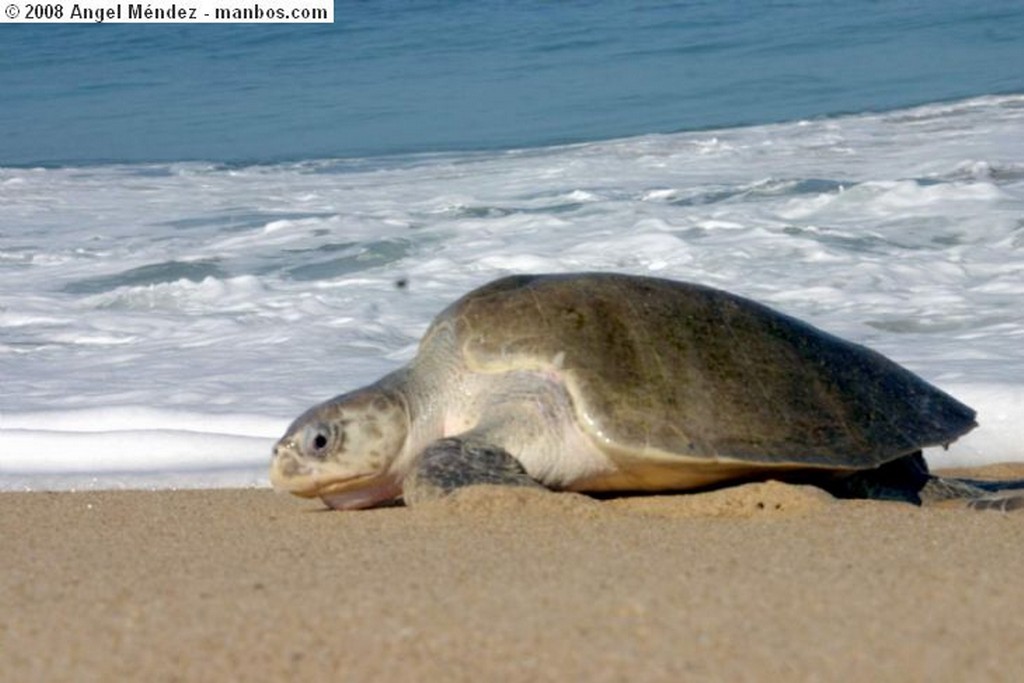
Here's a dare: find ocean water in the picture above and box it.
[3,94,1023,489]
[2,1,1023,165]
[2,3,1024,490]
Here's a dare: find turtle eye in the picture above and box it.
[304,425,332,458]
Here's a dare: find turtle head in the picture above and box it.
[270,386,409,510]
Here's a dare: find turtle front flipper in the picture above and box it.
[402,437,546,506]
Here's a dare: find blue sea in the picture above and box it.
[4,1,1024,166]
[1,1,1023,489]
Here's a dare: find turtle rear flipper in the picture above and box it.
[826,452,1024,510]
[920,476,1024,508]
[918,465,1024,510]
[824,452,931,504]
[966,494,1024,512]
[930,476,1024,511]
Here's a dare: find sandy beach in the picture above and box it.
[3,464,1023,683]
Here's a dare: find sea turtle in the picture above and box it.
[270,272,1023,511]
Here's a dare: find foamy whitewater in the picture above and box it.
[2,95,1023,490]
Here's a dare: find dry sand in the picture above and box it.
[3,464,1024,683]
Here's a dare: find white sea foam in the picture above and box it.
[2,95,1023,490]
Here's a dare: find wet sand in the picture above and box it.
[3,464,1024,682]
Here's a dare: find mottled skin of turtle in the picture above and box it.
[270,273,1024,511]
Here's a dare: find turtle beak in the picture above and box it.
[270,439,392,502]
[269,439,315,495]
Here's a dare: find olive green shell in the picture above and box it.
[428,273,976,468]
